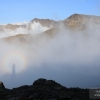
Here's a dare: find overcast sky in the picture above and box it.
[0,0,100,24]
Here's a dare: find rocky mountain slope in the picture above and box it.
[64,13,100,26]
[0,78,92,100]
[0,24,26,32]
[1,13,100,42]
[31,18,58,27]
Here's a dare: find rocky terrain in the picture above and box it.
[31,18,58,27]
[0,78,94,100]
[0,24,26,32]
[1,13,100,42]
[1,13,100,30]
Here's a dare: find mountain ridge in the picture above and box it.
[1,13,100,31]
[1,13,100,42]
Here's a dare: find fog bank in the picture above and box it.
[0,20,100,89]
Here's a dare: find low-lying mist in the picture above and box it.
[0,20,100,89]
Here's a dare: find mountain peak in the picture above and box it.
[31,18,58,27]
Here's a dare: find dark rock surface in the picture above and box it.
[0,81,5,89]
[0,78,94,100]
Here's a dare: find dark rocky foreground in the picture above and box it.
[0,78,97,100]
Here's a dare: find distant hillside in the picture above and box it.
[63,13,100,29]
[0,24,26,32]
[1,13,100,43]
[31,18,58,27]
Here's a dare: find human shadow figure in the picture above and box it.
[11,63,16,87]
[12,63,16,77]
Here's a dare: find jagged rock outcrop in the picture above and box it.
[0,78,91,100]
[0,81,5,89]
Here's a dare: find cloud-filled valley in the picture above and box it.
[0,14,100,89]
